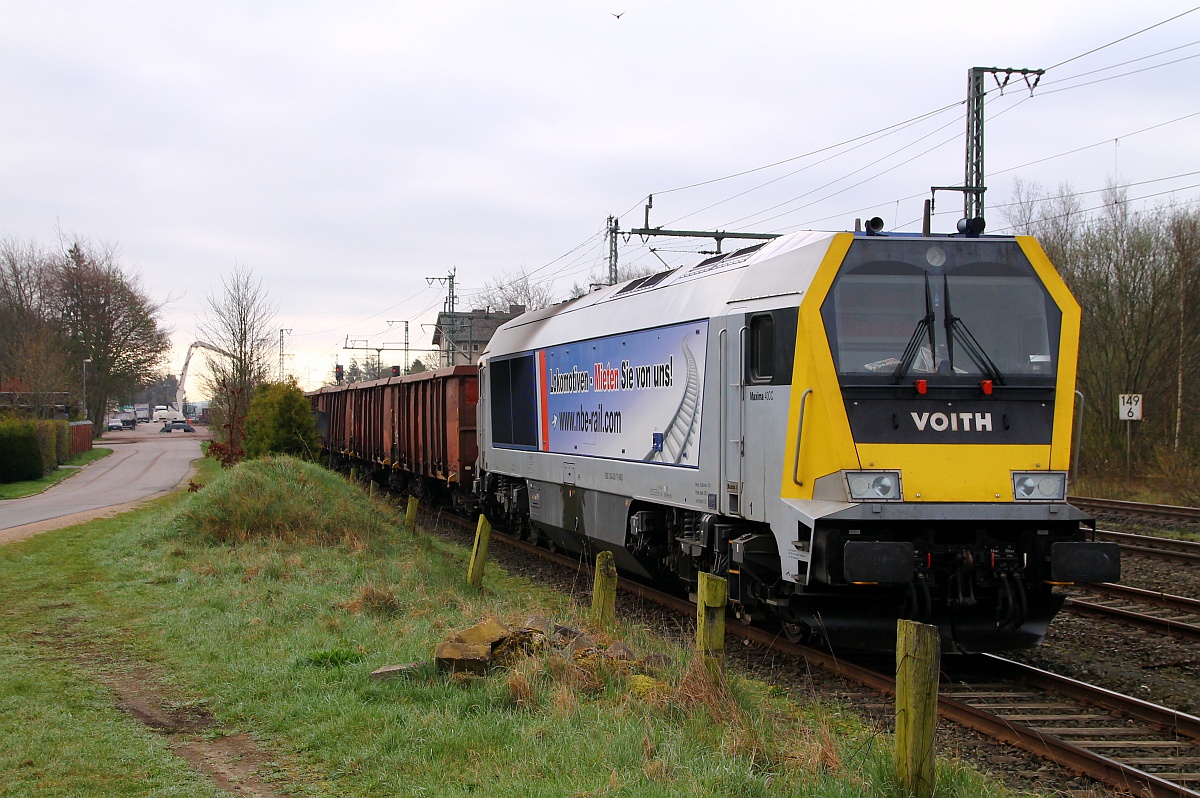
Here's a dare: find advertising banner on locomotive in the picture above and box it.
[537,320,709,466]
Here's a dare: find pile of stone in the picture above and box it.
[370,615,672,681]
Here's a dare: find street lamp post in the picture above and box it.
[81,357,90,420]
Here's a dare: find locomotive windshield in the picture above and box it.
[820,238,1062,384]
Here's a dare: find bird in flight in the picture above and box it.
[612,11,625,19]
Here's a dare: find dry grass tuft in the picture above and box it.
[507,671,536,709]
[642,758,671,781]
[336,583,400,617]
[550,683,578,716]
[358,583,400,617]
[674,656,742,722]
[543,652,605,695]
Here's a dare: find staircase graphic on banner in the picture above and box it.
[644,335,701,464]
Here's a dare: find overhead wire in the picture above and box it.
[369,5,1200,326]
[663,101,966,227]
[734,95,1033,231]
[647,100,966,197]
[624,7,1200,244]
[1044,6,1200,70]
[989,182,1200,233]
[1038,51,1200,96]
[1041,38,1200,84]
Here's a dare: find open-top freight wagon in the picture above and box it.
[308,365,478,505]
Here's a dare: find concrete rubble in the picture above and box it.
[371,615,675,679]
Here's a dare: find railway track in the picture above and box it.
[1068,583,1200,642]
[1072,496,1200,527]
[1095,529,1200,565]
[423,508,1200,797]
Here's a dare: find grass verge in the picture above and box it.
[0,455,1018,797]
[0,447,113,500]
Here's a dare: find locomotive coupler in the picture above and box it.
[947,549,977,609]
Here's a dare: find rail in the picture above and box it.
[1094,529,1200,565]
[1068,582,1200,642]
[1072,496,1200,526]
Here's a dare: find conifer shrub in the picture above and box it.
[243,379,320,461]
[0,420,44,483]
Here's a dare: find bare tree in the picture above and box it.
[1168,209,1200,451]
[1008,180,1200,477]
[567,262,662,300]
[0,239,63,413]
[197,265,277,464]
[0,237,170,426]
[472,267,556,312]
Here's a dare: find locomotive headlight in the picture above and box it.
[846,470,903,501]
[1011,471,1067,501]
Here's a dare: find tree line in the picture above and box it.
[0,237,171,432]
[1003,182,1200,498]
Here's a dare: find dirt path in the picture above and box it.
[6,441,292,796]
[28,614,293,797]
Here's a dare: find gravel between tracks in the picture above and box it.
[1011,530,1200,718]
[423,509,1130,798]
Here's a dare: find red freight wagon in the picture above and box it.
[309,366,478,497]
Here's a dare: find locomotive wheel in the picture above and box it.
[782,621,812,644]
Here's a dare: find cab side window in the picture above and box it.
[748,314,775,384]
[745,308,796,385]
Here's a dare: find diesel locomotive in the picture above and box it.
[475,229,1120,651]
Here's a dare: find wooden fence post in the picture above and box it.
[405,496,419,531]
[696,572,727,674]
[896,619,941,798]
[467,514,492,589]
[591,550,617,627]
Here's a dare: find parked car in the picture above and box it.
[107,418,124,431]
[159,420,195,433]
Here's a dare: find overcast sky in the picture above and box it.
[3,2,1198,396]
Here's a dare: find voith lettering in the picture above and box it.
[910,411,993,432]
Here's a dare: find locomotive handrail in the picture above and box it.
[718,326,725,477]
[738,325,747,457]
[792,388,813,486]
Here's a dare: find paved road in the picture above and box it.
[0,426,206,536]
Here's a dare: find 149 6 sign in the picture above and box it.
[1119,394,1143,421]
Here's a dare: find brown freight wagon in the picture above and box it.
[308,366,478,499]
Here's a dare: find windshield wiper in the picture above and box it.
[892,272,937,383]
[943,274,1005,384]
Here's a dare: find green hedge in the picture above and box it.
[0,420,44,483]
[54,420,69,465]
[32,421,57,473]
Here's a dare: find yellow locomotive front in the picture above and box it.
[780,233,1119,651]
